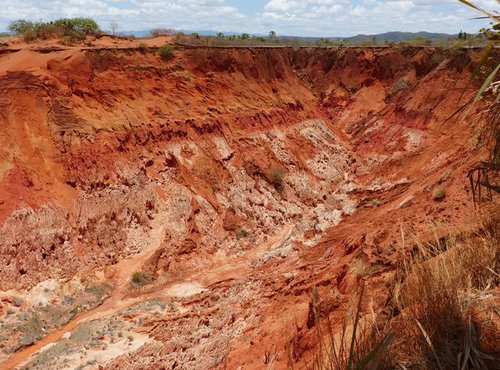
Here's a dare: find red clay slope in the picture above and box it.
[0,40,495,368]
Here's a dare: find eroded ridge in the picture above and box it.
[0,43,494,369]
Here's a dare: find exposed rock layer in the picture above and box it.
[0,44,494,368]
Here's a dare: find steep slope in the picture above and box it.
[0,42,494,369]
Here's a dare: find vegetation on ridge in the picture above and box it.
[7,17,99,42]
[159,44,175,61]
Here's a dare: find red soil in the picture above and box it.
[0,37,496,368]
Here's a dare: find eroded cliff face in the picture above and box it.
[0,44,490,368]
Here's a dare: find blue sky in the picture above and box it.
[0,0,497,37]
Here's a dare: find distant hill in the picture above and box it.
[342,31,454,43]
[277,31,454,43]
[120,29,246,37]
[121,29,456,42]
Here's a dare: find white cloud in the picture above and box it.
[0,0,493,36]
[0,0,248,32]
[260,0,493,36]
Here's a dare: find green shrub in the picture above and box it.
[9,20,61,42]
[159,45,175,61]
[21,29,37,43]
[7,18,99,42]
[7,19,34,35]
[392,210,499,369]
[53,18,99,40]
[131,271,151,287]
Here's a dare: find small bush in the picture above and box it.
[159,45,175,61]
[269,167,286,190]
[131,271,151,287]
[432,186,446,201]
[7,17,99,42]
[137,42,148,54]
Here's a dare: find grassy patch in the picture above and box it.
[432,185,446,201]
[309,207,499,369]
[159,45,174,61]
[310,286,394,370]
[392,208,499,369]
[0,283,110,355]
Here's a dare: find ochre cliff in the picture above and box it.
[0,41,494,368]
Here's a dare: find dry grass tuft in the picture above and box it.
[392,207,499,369]
[159,45,175,61]
[432,185,446,201]
[269,167,286,191]
[311,286,394,370]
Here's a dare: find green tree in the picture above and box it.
[7,19,34,35]
[53,18,99,39]
[269,30,276,39]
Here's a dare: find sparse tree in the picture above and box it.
[53,18,99,40]
[216,32,224,38]
[150,28,175,37]
[110,22,118,36]
[269,30,276,39]
[7,19,34,35]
